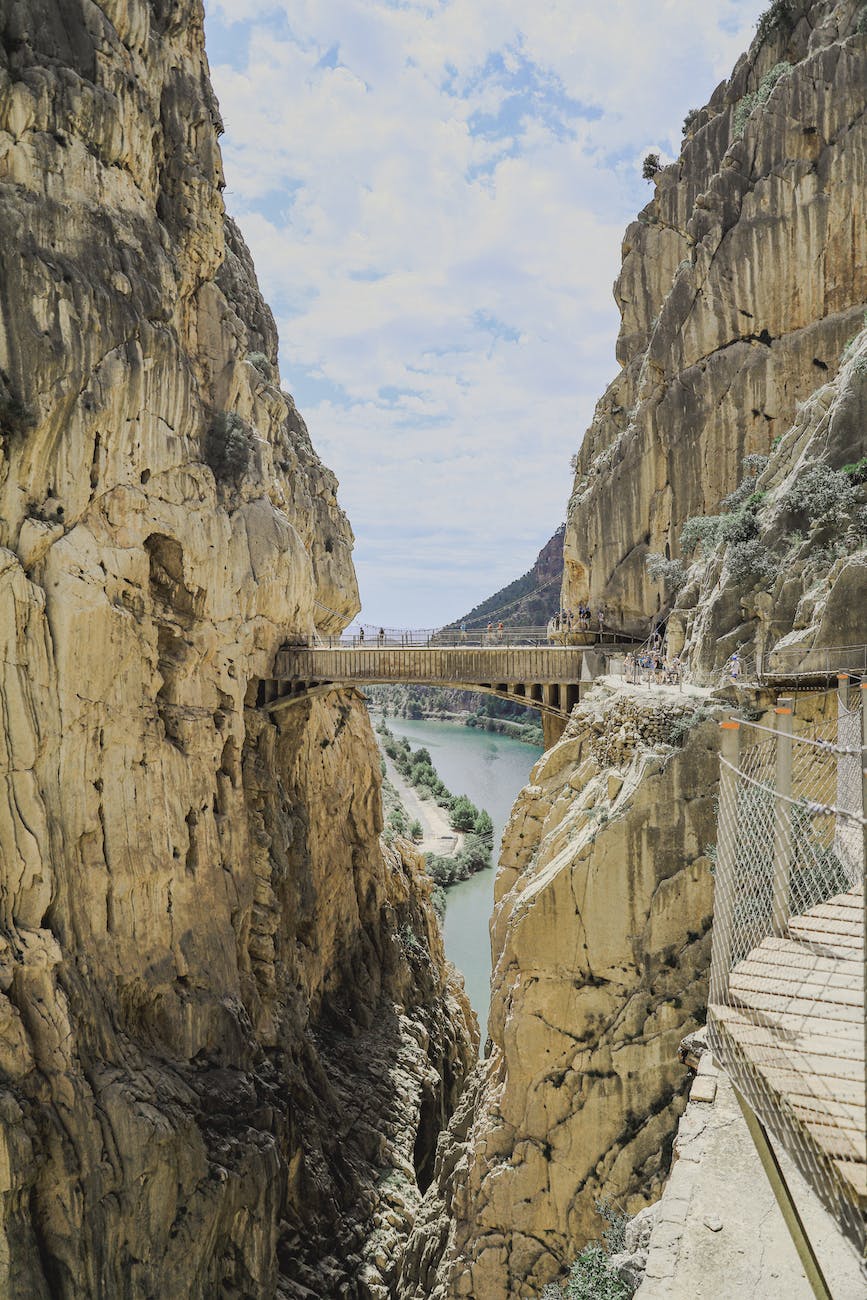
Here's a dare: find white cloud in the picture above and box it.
[204,0,767,625]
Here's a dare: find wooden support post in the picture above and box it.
[732,1087,833,1300]
[772,698,794,938]
[710,719,741,1008]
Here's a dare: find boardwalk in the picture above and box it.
[708,684,867,1282]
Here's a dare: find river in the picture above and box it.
[380,716,543,1029]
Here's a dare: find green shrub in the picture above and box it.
[756,0,797,44]
[720,475,759,512]
[563,1245,628,1300]
[642,153,661,181]
[680,515,723,554]
[645,553,687,590]
[742,453,770,476]
[409,818,423,842]
[733,62,793,137]
[682,108,701,135]
[779,463,856,523]
[475,809,494,844]
[450,794,480,832]
[205,411,252,482]
[857,5,867,35]
[719,508,759,545]
[726,538,777,585]
[842,457,867,484]
[595,1199,629,1255]
[246,351,273,381]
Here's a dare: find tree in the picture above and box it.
[642,153,661,181]
[449,795,479,832]
[409,819,423,843]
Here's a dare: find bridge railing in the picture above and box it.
[708,683,867,1263]
[296,625,643,650]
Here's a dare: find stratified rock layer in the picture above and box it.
[564,0,867,639]
[0,3,475,1296]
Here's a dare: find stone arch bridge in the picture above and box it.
[257,631,633,746]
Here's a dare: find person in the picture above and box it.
[727,650,741,683]
[358,626,365,644]
[486,622,493,644]
[497,621,504,642]
[460,621,467,640]
[378,627,385,646]
[624,652,634,682]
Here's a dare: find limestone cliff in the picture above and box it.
[400,5,867,1298]
[563,0,867,642]
[400,686,721,1297]
[0,3,475,1297]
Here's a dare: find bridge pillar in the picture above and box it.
[543,712,566,749]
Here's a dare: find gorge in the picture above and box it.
[2,1,867,1298]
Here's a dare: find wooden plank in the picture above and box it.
[711,1006,864,1082]
[729,980,861,1021]
[834,1160,867,1202]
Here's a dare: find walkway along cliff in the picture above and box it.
[399,3,867,1296]
[0,4,475,1297]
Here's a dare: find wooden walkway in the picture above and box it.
[709,887,867,1249]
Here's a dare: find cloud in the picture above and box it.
[203,0,767,626]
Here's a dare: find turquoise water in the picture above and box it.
[382,715,542,1030]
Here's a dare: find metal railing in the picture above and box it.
[289,624,644,650]
[760,644,867,683]
[708,680,867,1274]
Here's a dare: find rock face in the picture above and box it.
[563,0,867,640]
[400,684,720,1298]
[0,4,475,1297]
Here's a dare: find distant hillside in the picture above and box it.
[449,525,564,629]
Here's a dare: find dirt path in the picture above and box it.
[381,748,464,858]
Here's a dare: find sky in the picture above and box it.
[202,0,768,628]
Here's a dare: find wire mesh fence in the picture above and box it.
[708,682,867,1263]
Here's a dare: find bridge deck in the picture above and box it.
[273,644,589,688]
[709,887,867,1249]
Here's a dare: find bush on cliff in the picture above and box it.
[205,411,252,482]
[541,1245,628,1300]
[733,61,793,137]
[0,381,34,441]
[755,0,797,45]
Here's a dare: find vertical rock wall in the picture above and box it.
[0,3,475,1296]
[401,687,721,1298]
[563,0,867,634]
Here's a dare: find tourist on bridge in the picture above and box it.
[596,607,605,642]
[497,621,504,641]
[460,622,467,640]
[486,622,493,644]
[358,627,365,644]
[378,627,385,645]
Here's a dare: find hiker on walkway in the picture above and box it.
[378,627,385,645]
[460,622,467,640]
[358,627,365,644]
[727,650,741,683]
[497,621,504,642]
[596,607,605,642]
[486,622,493,644]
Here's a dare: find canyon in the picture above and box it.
[1,1,866,1298]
